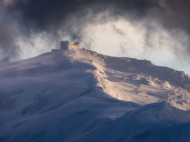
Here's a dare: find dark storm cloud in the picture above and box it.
[10,0,156,32]
[1,0,190,62]
[11,0,190,32]
[0,1,21,62]
[149,0,190,35]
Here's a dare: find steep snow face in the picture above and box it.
[1,48,190,142]
[68,48,190,110]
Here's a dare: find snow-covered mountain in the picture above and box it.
[1,44,190,142]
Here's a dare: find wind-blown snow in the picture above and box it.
[0,47,190,142]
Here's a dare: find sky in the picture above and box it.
[0,0,190,74]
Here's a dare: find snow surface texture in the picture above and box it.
[1,46,190,142]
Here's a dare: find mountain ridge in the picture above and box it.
[1,47,190,142]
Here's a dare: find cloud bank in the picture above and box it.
[0,0,190,73]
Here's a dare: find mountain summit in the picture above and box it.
[1,42,190,142]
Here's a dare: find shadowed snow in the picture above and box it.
[0,48,190,142]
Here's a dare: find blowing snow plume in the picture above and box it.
[1,0,190,73]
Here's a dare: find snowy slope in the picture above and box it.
[0,47,190,142]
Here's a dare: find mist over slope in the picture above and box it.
[1,46,190,142]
